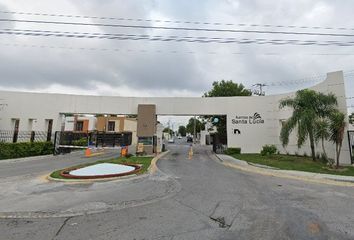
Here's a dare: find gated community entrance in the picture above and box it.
[0,71,352,164]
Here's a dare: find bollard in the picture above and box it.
[121,146,128,157]
[188,146,193,160]
[85,148,92,157]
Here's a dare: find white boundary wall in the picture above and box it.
[0,71,351,164]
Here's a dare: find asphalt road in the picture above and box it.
[1,140,354,239]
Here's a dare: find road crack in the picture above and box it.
[52,216,73,239]
[209,216,230,228]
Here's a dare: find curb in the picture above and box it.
[148,150,170,174]
[47,150,171,183]
[0,154,55,164]
[215,154,354,187]
[47,173,144,183]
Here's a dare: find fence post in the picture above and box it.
[348,131,353,164]
[12,130,18,143]
[47,131,52,142]
[30,131,35,143]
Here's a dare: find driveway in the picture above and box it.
[1,143,354,239]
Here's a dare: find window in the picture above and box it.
[76,121,84,132]
[108,121,115,132]
[138,137,153,145]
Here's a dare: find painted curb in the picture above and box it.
[215,154,354,187]
[148,150,170,174]
[47,150,171,183]
[47,172,143,183]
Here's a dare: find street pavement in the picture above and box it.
[1,139,354,239]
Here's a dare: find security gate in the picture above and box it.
[53,131,132,155]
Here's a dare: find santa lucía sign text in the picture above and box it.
[231,112,265,125]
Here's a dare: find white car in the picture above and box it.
[178,136,182,139]
[168,138,175,143]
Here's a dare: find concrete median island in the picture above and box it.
[50,156,153,180]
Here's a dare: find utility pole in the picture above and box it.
[252,83,266,96]
[193,116,196,144]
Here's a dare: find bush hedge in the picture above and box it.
[224,147,241,155]
[72,138,88,146]
[0,142,54,160]
[260,144,277,156]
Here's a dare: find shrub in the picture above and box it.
[327,157,335,167]
[224,147,241,155]
[72,138,88,146]
[260,145,277,156]
[320,153,328,164]
[0,142,54,160]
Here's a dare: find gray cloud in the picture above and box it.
[0,0,353,99]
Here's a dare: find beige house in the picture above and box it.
[96,116,138,145]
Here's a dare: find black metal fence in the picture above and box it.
[348,131,354,164]
[0,130,54,143]
[211,133,226,153]
[54,131,133,155]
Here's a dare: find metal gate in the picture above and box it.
[53,131,132,155]
[348,130,354,164]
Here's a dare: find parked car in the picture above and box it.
[178,136,182,139]
[187,136,193,142]
[168,138,175,143]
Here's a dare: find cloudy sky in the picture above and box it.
[0,0,353,117]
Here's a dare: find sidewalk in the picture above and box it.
[216,154,354,186]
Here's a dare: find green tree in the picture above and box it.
[203,80,252,97]
[163,127,174,136]
[279,89,337,161]
[203,80,252,143]
[329,111,346,168]
[178,126,187,137]
[186,117,204,135]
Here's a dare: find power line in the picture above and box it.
[263,71,354,87]
[1,18,354,38]
[1,10,354,32]
[3,41,354,56]
[7,28,354,45]
[3,29,354,46]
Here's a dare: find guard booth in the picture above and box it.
[137,104,156,155]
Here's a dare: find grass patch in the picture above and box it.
[229,154,354,176]
[50,156,153,179]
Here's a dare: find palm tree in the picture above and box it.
[329,111,346,169]
[279,89,337,161]
[314,119,330,160]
